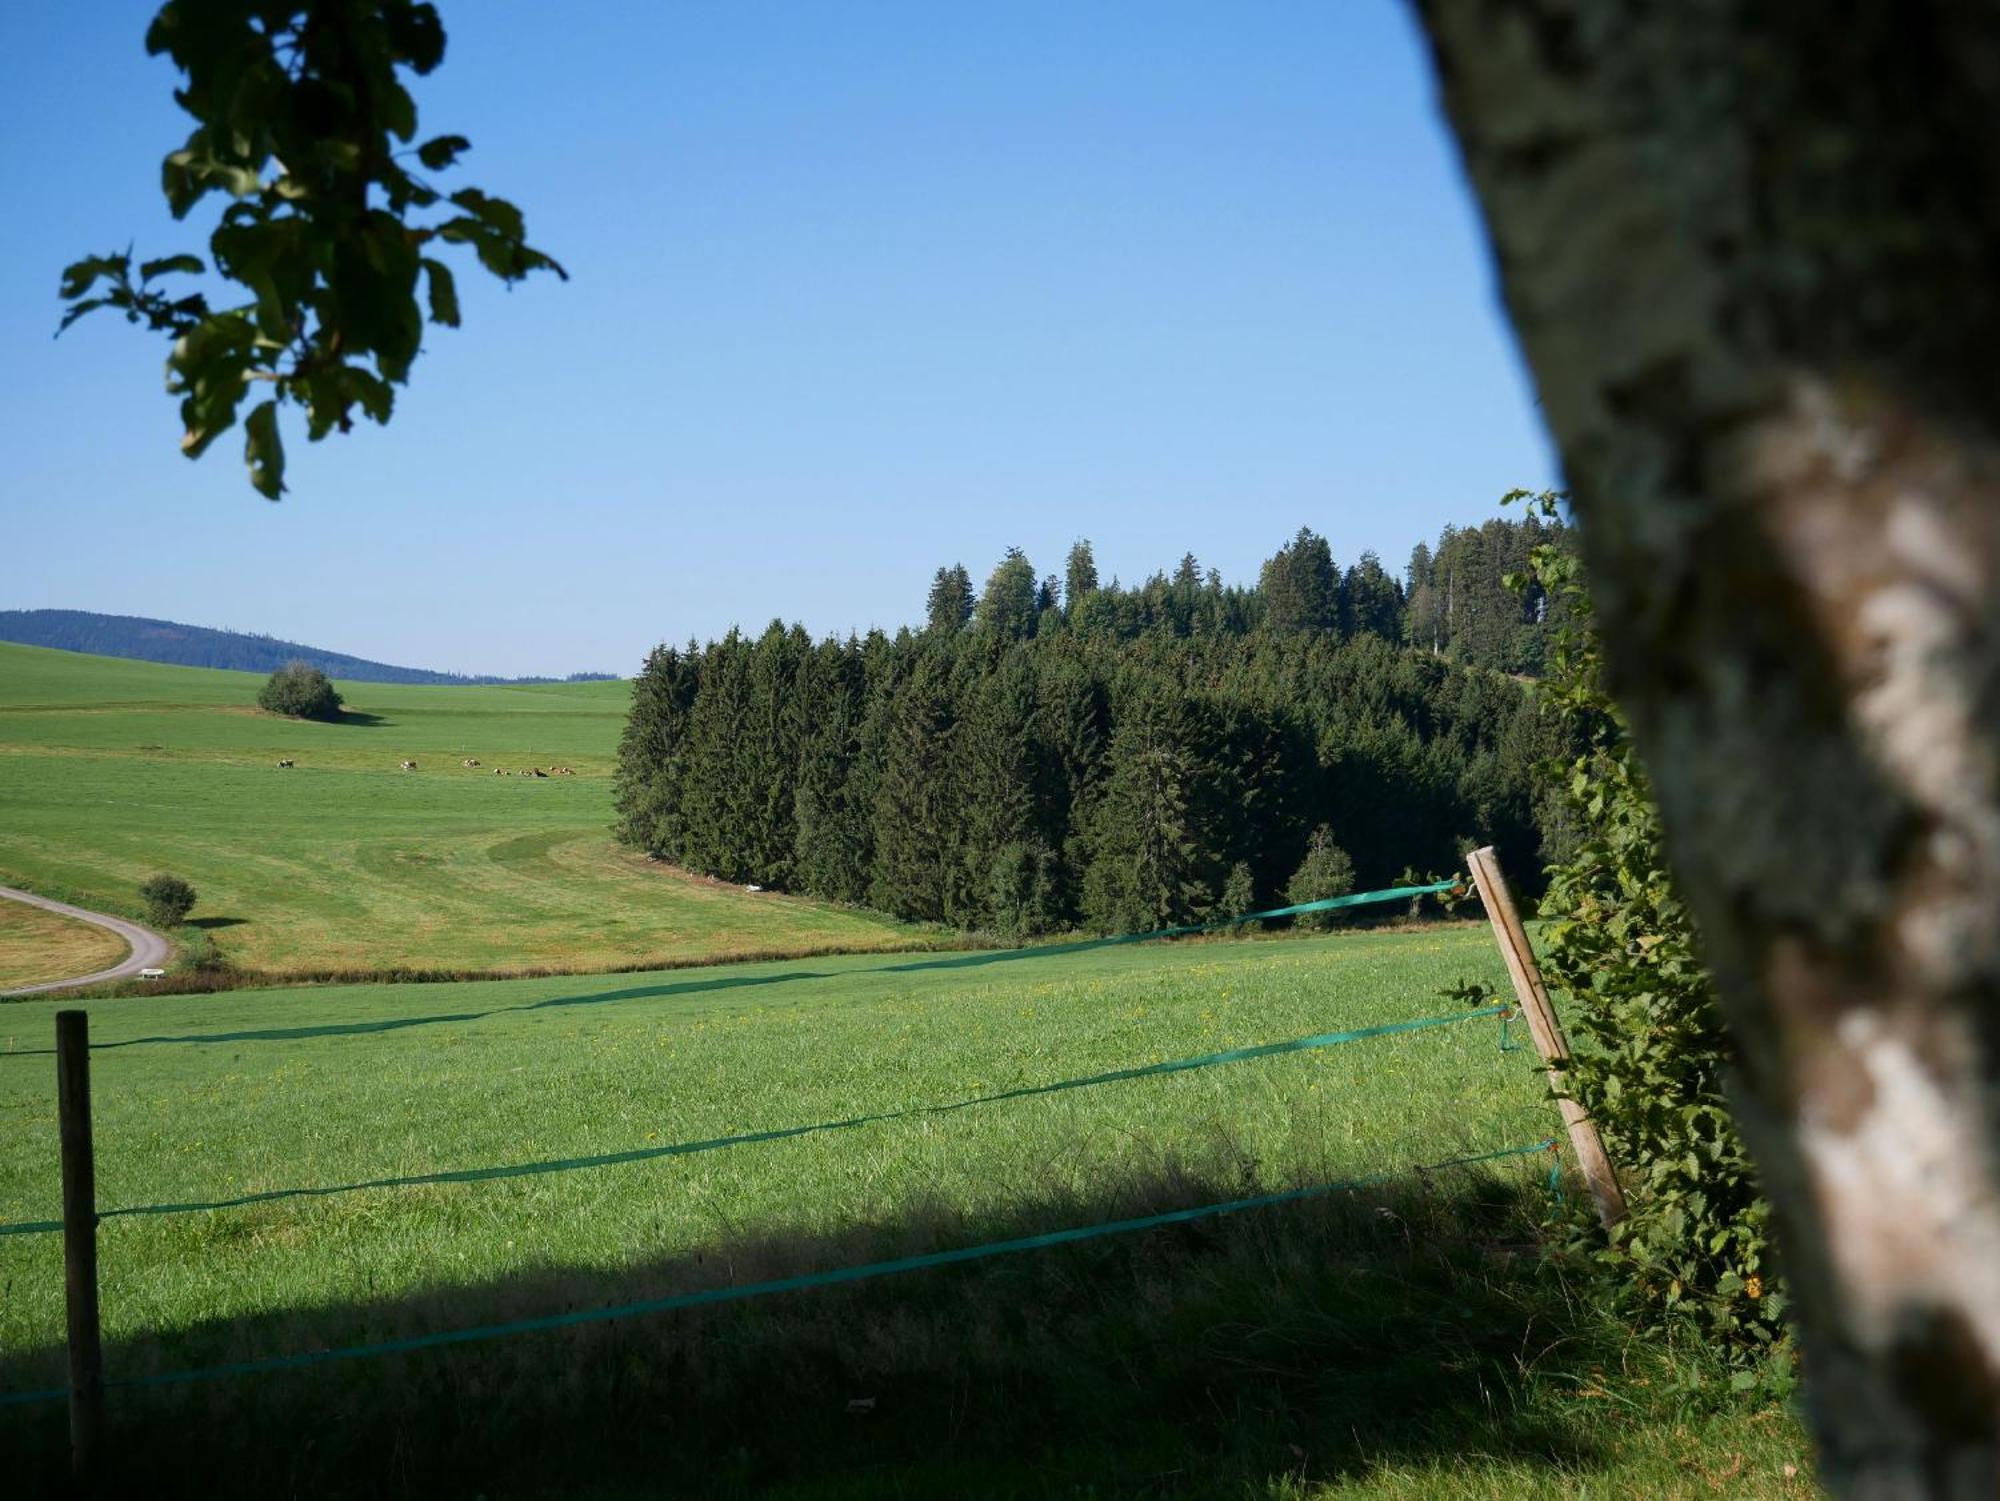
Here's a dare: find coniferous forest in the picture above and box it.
[614,517,1572,937]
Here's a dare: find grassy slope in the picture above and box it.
[0,926,1814,1497]
[0,900,127,990]
[0,642,915,977]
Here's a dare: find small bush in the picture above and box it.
[1220,861,1256,920]
[258,660,343,721]
[1285,826,1355,929]
[140,873,197,927]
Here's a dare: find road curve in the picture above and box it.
[0,885,172,998]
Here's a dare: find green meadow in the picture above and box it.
[0,642,917,979]
[0,925,1815,1498]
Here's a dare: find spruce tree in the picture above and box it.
[613,643,699,858]
[959,650,1038,925]
[1080,691,1216,931]
[678,632,755,880]
[925,564,974,634]
[1221,861,1257,919]
[1258,527,1338,635]
[1405,542,1441,653]
[976,547,1040,639]
[794,639,871,901]
[1064,539,1099,608]
[1285,824,1357,930]
[870,650,968,922]
[1339,551,1405,642]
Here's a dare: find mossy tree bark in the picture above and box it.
[1412,2,2000,1493]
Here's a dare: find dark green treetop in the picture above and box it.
[1258,527,1338,635]
[976,548,1039,640]
[1064,540,1099,606]
[925,564,975,634]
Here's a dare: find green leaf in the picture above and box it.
[416,134,470,171]
[421,258,460,327]
[380,82,418,141]
[57,297,116,334]
[385,2,447,73]
[449,187,524,240]
[139,253,206,281]
[244,399,284,499]
[344,367,395,425]
[60,253,128,300]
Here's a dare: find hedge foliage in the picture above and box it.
[1512,491,1785,1379]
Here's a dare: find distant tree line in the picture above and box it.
[0,610,615,686]
[615,523,1570,935]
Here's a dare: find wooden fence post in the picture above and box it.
[56,1009,103,1491]
[1463,846,1627,1230]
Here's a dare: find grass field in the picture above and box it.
[0,901,127,991]
[0,924,1815,1497]
[0,642,919,979]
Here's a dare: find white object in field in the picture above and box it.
[138,967,166,979]
[745,883,763,892]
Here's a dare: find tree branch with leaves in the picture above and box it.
[59,0,564,499]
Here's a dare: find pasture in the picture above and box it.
[0,642,918,979]
[0,924,1815,1497]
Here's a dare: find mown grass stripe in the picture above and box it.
[0,881,1462,1059]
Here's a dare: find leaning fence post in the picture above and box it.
[1463,846,1627,1230]
[56,1009,103,1490]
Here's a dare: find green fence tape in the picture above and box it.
[1121,878,1461,943]
[0,1136,1556,1409]
[0,1005,1507,1238]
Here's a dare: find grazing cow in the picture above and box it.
[532,767,549,778]
[276,758,294,769]
[462,757,481,768]
[494,767,506,776]
[399,759,418,772]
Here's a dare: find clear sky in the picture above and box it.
[0,2,1555,679]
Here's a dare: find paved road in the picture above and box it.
[0,885,171,997]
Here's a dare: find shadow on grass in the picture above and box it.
[0,1165,1619,1499]
[185,916,248,931]
[333,709,387,727]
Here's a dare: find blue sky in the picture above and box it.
[0,2,1554,678]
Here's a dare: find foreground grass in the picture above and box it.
[0,925,1813,1496]
[0,642,917,977]
[0,898,129,990]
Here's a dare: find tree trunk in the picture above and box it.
[1411,3,2000,1494]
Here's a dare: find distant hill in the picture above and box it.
[0,610,616,686]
